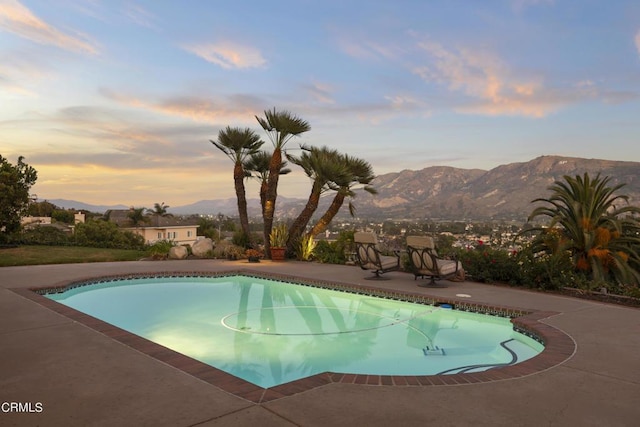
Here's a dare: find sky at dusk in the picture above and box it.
[1,0,639,207]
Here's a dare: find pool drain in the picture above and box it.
[423,346,446,356]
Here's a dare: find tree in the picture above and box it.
[127,207,148,227]
[27,200,56,217]
[197,217,217,239]
[308,154,377,238]
[51,209,75,224]
[244,151,291,220]
[527,173,640,285]
[211,126,264,245]
[146,202,172,226]
[255,108,310,256]
[285,145,348,253]
[0,155,37,242]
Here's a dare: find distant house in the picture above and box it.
[105,209,199,246]
[21,216,52,226]
[74,213,85,224]
[20,216,75,233]
[314,230,340,242]
[126,225,199,246]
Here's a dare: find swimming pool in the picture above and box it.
[45,274,543,388]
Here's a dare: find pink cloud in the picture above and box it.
[183,42,266,69]
[0,0,97,54]
[413,40,560,117]
[100,88,263,124]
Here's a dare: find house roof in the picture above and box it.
[122,225,198,230]
[105,209,199,228]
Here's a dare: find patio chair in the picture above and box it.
[354,232,400,280]
[406,235,462,287]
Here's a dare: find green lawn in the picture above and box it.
[0,245,147,267]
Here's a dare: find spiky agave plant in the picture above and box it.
[296,233,317,261]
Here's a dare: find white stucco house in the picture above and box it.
[124,225,199,246]
[106,209,199,246]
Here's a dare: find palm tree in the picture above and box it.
[211,126,264,244]
[255,108,311,256]
[127,207,148,228]
[285,145,348,253]
[528,173,640,285]
[243,151,291,220]
[307,154,377,238]
[146,202,173,226]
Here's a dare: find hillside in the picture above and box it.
[351,156,640,220]
[46,156,640,222]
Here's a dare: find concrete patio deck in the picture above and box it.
[1,259,639,426]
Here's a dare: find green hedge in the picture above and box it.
[18,221,145,250]
[455,243,587,291]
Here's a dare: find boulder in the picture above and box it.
[191,238,214,258]
[168,245,188,260]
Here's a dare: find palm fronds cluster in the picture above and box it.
[526,173,640,286]
[211,108,376,259]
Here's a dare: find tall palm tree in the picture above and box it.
[528,173,640,285]
[255,108,311,256]
[285,145,348,253]
[307,154,377,238]
[146,202,173,226]
[211,126,264,244]
[243,151,291,220]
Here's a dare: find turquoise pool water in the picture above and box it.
[46,275,543,388]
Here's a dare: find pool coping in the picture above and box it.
[13,269,576,404]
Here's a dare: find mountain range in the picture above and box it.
[352,155,640,221]
[46,156,640,222]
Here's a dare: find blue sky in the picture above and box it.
[1,0,639,207]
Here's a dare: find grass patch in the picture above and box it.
[0,245,147,267]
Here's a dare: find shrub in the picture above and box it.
[232,230,250,248]
[225,244,245,259]
[146,240,174,259]
[212,240,244,259]
[20,226,71,246]
[455,243,581,291]
[313,231,354,264]
[114,230,146,249]
[401,251,412,272]
[455,246,506,284]
[51,209,75,224]
[313,240,346,264]
[73,220,145,249]
[512,244,579,290]
[196,217,217,239]
[295,234,316,261]
[245,248,263,260]
[457,245,524,285]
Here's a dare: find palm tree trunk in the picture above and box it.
[308,192,345,238]
[259,180,267,218]
[263,149,282,257]
[234,162,251,244]
[286,181,322,253]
